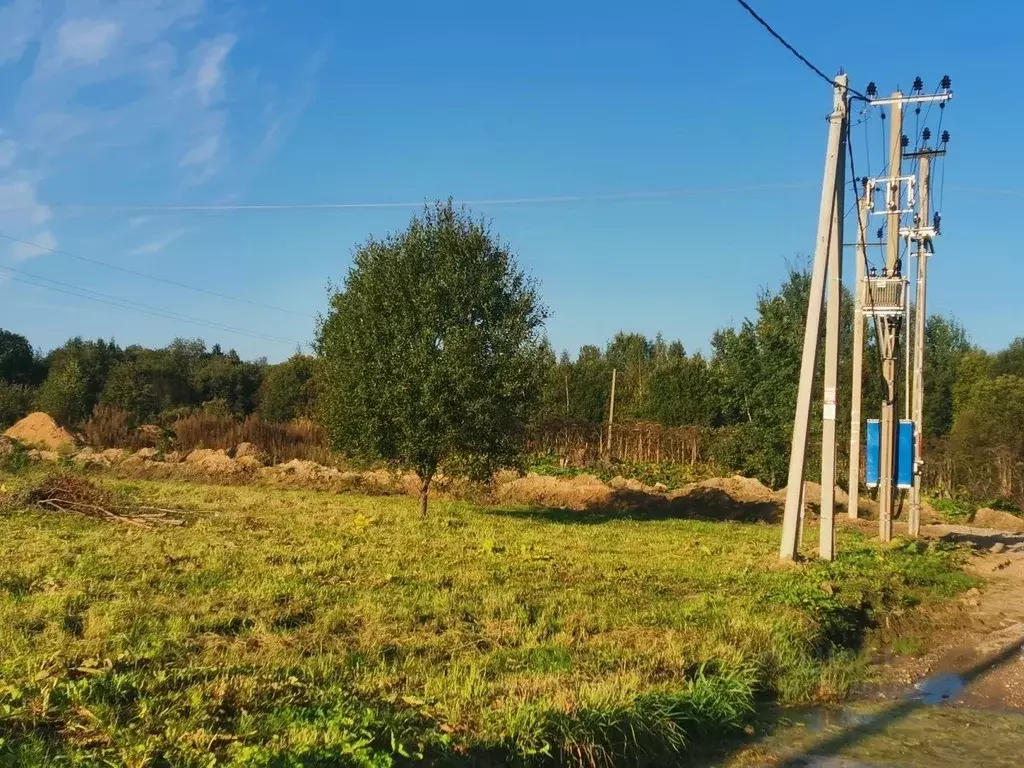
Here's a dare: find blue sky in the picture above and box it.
[0,0,1018,362]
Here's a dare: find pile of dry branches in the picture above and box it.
[21,473,184,528]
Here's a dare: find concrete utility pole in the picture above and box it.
[606,367,617,454]
[847,192,870,519]
[877,90,904,543]
[819,139,846,561]
[780,74,848,561]
[909,153,933,536]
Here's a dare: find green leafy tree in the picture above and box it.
[952,375,1024,499]
[192,350,262,417]
[921,315,972,437]
[35,360,90,426]
[0,329,44,385]
[100,361,159,421]
[0,382,35,428]
[259,354,318,422]
[991,337,1024,378]
[316,201,549,515]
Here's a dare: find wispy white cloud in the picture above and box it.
[0,180,52,227]
[128,215,151,228]
[196,35,236,107]
[180,135,220,168]
[130,229,185,255]
[0,0,43,66]
[10,230,57,261]
[0,138,16,169]
[56,19,121,65]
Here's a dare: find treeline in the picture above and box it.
[2,267,1022,500]
[0,334,316,428]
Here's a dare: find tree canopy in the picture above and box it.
[316,202,549,514]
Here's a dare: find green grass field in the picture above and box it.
[0,471,973,767]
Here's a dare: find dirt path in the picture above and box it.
[895,525,1024,710]
[722,526,1024,767]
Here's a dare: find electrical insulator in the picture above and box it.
[913,76,924,92]
[880,108,886,120]
[922,127,931,142]
[869,266,877,278]
[876,227,884,240]
[901,134,910,148]
[933,212,942,233]
[941,130,950,144]
[867,81,878,98]
[941,74,952,90]
[881,267,888,278]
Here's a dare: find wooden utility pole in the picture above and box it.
[877,90,904,543]
[909,153,933,537]
[847,193,870,519]
[606,367,617,454]
[780,74,848,561]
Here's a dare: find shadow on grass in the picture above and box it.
[487,488,781,526]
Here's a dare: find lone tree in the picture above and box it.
[317,201,549,515]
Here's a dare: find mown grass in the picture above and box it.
[0,470,974,767]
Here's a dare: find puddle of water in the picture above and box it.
[912,673,965,705]
[729,704,1024,768]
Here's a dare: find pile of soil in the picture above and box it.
[667,475,780,522]
[184,449,244,475]
[3,412,76,451]
[496,473,614,509]
[973,508,1024,533]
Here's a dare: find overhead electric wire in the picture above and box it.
[733,0,869,100]
[0,233,315,320]
[0,265,301,346]
[46,183,816,213]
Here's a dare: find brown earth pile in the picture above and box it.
[3,412,76,451]
[496,473,613,509]
[973,508,1024,533]
[185,449,243,475]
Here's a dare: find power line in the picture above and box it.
[0,233,315,320]
[733,0,869,100]
[0,265,302,346]
[45,182,818,213]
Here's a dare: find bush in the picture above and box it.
[0,381,34,429]
[35,360,89,426]
[81,405,138,449]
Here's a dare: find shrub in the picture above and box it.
[0,381,34,429]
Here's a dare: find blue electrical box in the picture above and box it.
[865,419,880,488]
[897,420,915,489]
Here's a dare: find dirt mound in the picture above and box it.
[185,449,242,475]
[272,458,341,482]
[497,473,614,509]
[684,475,777,504]
[231,442,268,465]
[3,412,76,451]
[973,508,1024,533]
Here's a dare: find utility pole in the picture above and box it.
[780,74,848,561]
[819,133,846,560]
[909,152,934,536]
[606,367,617,454]
[877,90,904,543]
[847,191,870,519]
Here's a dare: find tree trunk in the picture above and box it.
[419,475,431,517]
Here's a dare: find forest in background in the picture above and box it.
[2,268,1022,502]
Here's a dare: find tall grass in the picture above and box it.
[172,413,329,463]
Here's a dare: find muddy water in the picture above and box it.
[721,701,1024,767]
